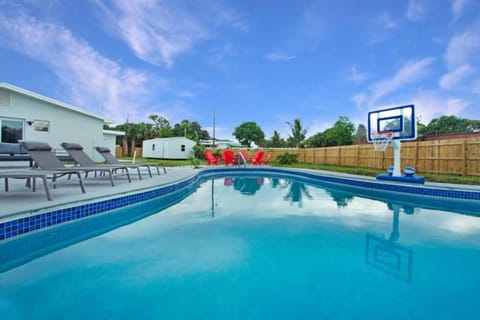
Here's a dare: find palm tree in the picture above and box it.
[286,118,307,147]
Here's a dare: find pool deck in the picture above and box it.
[1,165,480,223]
[0,166,198,221]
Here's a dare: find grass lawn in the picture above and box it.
[118,157,479,186]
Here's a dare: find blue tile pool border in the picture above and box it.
[1,167,479,243]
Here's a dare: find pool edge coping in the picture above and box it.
[1,166,479,243]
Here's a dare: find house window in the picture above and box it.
[181,144,186,152]
[152,144,155,151]
[33,120,49,132]
[1,118,23,143]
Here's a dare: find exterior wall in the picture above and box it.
[1,87,105,161]
[101,133,121,160]
[143,138,195,159]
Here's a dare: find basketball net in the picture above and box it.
[371,131,394,152]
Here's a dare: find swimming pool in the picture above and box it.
[1,170,480,319]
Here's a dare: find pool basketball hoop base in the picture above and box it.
[368,105,425,184]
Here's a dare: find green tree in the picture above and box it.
[304,132,327,147]
[328,116,355,146]
[172,120,210,140]
[233,121,265,147]
[149,114,172,137]
[270,130,287,147]
[354,124,367,144]
[286,118,307,147]
[417,117,427,136]
[304,116,355,147]
[424,115,480,135]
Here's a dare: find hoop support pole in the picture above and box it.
[392,140,401,176]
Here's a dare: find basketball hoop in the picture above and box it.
[371,131,394,152]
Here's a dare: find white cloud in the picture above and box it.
[444,31,480,69]
[264,52,296,62]
[94,0,209,68]
[93,0,248,68]
[377,12,397,29]
[0,5,160,123]
[411,89,468,123]
[351,93,367,109]
[348,66,367,84]
[370,57,435,104]
[452,0,468,21]
[406,0,426,21]
[439,64,475,89]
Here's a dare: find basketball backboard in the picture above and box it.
[367,104,417,142]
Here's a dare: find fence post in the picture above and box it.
[462,139,467,176]
[414,141,419,170]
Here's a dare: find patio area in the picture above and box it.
[0,166,198,221]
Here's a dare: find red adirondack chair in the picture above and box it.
[221,150,237,166]
[204,151,219,165]
[250,150,264,165]
[262,152,272,165]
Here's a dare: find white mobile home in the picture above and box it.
[0,82,123,161]
[143,137,196,159]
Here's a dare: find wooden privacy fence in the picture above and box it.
[234,136,480,176]
[117,136,480,176]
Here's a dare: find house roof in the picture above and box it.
[0,82,104,121]
[103,129,125,136]
[144,137,196,142]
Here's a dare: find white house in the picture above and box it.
[143,137,196,159]
[0,82,123,161]
[199,139,243,149]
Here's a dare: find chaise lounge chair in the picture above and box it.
[21,141,128,187]
[61,142,144,180]
[0,168,85,201]
[94,146,166,175]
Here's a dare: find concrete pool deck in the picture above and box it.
[1,165,480,223]
[0,166,198,221]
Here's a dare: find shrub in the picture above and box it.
[193,144,205,159]
[190,157,201,168]
[276,152,299,165]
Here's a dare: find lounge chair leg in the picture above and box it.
[155,166,160,175]
[52,174,57,189]
[126,169,131,183]
[108,170,114,187]
[147,166,152,178]
[76,172,86,193]
[137,167,142,180]
[5,178,8,192]
[41,177,52,201]
[32,178,36,192]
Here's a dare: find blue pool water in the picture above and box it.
[1,173,480,319]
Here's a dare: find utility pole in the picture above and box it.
[212,105,216,148]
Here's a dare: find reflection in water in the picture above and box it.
[283,181,312,208]
[366,202,416,282]
[325,189,354,208]
[232,177,264,196]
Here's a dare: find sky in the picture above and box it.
[0,0,479,141]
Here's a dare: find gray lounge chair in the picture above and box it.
[21,141,129,187]
[0,168,85,201]
[95,146,166,175]
[61,142,142,180]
